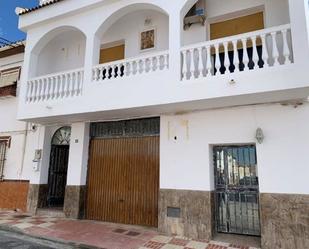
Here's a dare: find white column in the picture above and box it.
[66,122,90,186]
[169,8,182,82]
[83,32,101,84]
[29,125,53,185]
[288,0,309,64]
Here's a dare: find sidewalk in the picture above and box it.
[0,211,260,249]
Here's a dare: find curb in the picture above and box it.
[0,224,101,249]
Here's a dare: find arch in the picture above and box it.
[51,126,71,146]
[29,26,87,77]
[31,26,86,56]
[95,2,169,40]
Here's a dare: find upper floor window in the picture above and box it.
[0,137,10,181]
[0,67,21,88]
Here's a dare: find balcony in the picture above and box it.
[17,0,309,123]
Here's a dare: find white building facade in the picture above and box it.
[4,0,308,248]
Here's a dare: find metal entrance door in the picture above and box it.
[214,145,261,236]
[47,145,69,207]
[47,126,71,207]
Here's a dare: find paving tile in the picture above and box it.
[186,240,209,249]
[0,220,12,224]
[12,222,34,229]
[151,235,172,243]
[169,238,190,246]
[143,240,166,249]
[161,244,184,249]
[37,222,55,228]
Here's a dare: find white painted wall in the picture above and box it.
[160,103,309,195]
[36,30,86,76]
[102,10,169,58]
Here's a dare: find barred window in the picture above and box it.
[0,137,10,181]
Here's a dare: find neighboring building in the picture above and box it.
[4,0,308,248]
[0,41,29,211]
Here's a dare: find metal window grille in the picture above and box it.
[0,141,7,181]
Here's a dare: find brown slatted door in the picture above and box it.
[86,136,159,227]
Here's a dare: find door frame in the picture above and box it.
[212,144,261,236]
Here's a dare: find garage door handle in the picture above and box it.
[118,199,125,202]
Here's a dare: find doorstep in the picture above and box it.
[0,211,260,249]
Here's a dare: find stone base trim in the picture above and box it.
[26,184,48,214]
[158,189,215,240]
[0,180,29,211]
[63,185,86,219]
[260,193,309,249]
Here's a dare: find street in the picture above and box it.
[0,230,74,249]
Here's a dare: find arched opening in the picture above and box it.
[47,126,71,208]
[30,27,86,78]
[93,3,169,79]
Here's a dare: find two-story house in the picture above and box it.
[0,41,30,211]
[13,0,309,248]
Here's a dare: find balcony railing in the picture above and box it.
[181,24,292,81]
[92,50,169,83]
[24,24,295,105]
[26,68,84,103]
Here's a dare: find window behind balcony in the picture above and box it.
[210,12,264,40]
[0,139,9,181]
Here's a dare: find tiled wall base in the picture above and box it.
[26,184,48,214]
[64,185,86,219]
[0,180,29,211]
[159,189,214,240]
[260,193,309,249]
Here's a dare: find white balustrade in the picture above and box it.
[26,68,84,103]
[92,51,169,82]
[181,24,293,81]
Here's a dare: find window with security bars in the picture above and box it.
[0,141,7,181]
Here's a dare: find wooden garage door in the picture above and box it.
[86,135,159,227]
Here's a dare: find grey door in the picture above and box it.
[214,145,261,236]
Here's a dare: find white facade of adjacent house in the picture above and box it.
[0,0,308,248]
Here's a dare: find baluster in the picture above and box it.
[147,58,152,73]
[79,71,84,95]
[70,72,75,96]
[271,32,279,66]
[282,29,291,64]
[52,76,57,99]
[38,79,44,101]
[206,45,212,76]
[26,81,31,102]
[251,36,259,69]
[125,62,131,76]
[182,50,188,80]
[189,48,195,79]
[223,42,229,74]
[242,38,249,71]
[65,73,70,97]
[232,40,240,72]
[113,64,118,78]
[214,43,220,75]
[260,34,269,68]
[30,81,35,102]
[32,80,38,102]
[198,47,204,79]
[44,78,49,100]
[156,55,161,71]
[99,66,104,81]
[47,77,53,100]
[164,54,169,70]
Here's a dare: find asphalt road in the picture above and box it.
[0,230,75,249]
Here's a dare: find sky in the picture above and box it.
[0,0,39,43]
